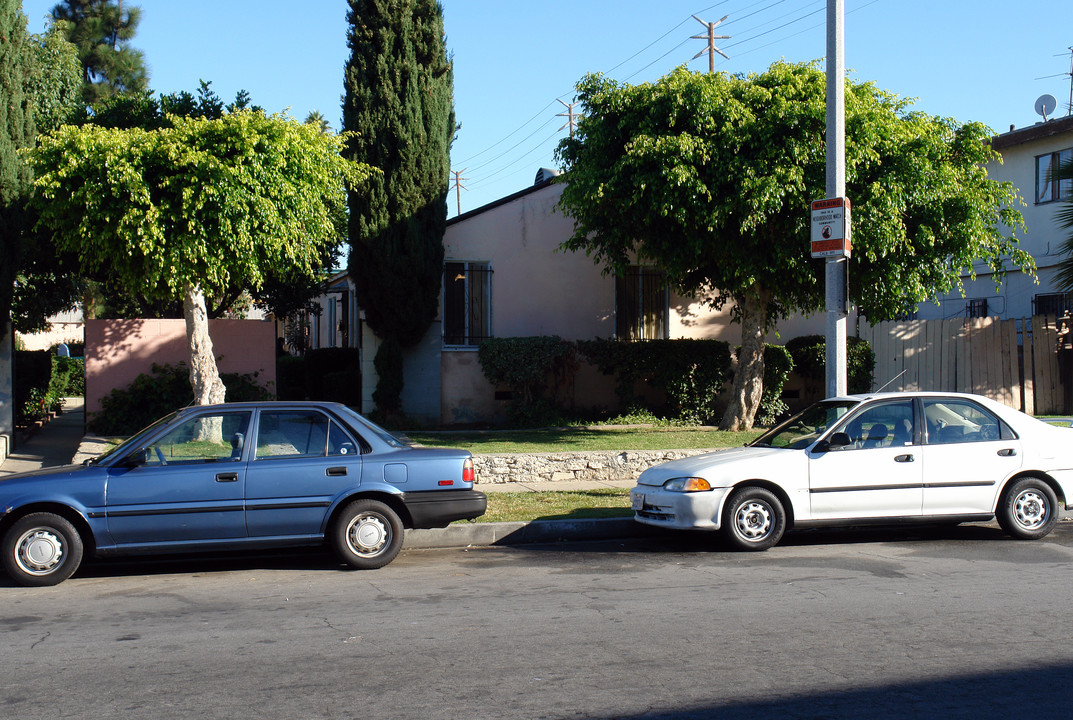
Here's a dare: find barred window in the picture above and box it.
[615,266,668,341]
[444,261,491,347]
[1032,292,1073,317]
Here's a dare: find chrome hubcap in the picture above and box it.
[1014,490,1049,530]
[15,529,64,575]
[734,501,773,541]
[347,514,389,557]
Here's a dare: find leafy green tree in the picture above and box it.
[24,21,83,132]
[49,0,148,104]
[26,111,374,405]
[1054,157,1073,292]
[556,62,1032,430]
[343,0,455,418]
[10,20,85,336]
[1,0,35,343]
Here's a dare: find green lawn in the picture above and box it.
[406,426,765,453]
[474,488,633,523]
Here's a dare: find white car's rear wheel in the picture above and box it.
[997,478,1058,540]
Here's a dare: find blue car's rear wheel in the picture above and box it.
[2,513,84,587]
[332,500,404,569]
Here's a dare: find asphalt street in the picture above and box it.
[3,522,1072,720]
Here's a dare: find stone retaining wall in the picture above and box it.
[472,449,712,485]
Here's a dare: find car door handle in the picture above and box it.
[215,472,239,482]
[894,454,914,463]
[997,448,1017,457]
[326,467,347,477]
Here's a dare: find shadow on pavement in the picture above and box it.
[595,663,1073,719]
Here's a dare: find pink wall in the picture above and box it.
[85,319,277,416]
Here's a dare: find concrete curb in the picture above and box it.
[403,517,652,549]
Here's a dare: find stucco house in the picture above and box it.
[914,114,1073,321]
[353,172,835,425]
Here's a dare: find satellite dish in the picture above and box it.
[1035,94,1057,121]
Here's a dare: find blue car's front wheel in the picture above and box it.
[333,500,404,570]
[2,512,84,587]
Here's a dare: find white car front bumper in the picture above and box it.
[630,485,733,531]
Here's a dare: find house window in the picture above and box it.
[444,261,491,347]
[1035,148,1073,204]
[1032,292,1073,317]
[965,299,988,318]
[615,266,668,341]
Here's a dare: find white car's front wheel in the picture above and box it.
[722,487,786,551]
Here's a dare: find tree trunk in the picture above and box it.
[719,289,770,432]
[183,281,226,406]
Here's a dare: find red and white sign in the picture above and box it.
[810,197,851,258]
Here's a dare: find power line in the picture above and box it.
[450,0,888,214]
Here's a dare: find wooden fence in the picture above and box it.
[859,316,1068,414]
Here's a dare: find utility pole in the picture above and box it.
[557,99,580,137]
[450,169,467,216]
[690,15,730,72]
[825,0,848,397]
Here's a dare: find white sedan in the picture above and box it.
[631,392,1073,550]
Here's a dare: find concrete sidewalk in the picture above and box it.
[0,397,89,476]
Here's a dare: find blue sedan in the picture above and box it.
[0,402,486,586]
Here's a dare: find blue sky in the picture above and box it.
[21,1,1073,217]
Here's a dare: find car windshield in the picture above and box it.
[751,399,859,450]
[91,411,179,465]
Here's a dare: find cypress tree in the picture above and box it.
[0,0,35,342]
[343,0,454,417]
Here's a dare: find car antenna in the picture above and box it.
[874,370,907,394]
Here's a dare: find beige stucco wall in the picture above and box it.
[438,181,847,424]
[441,183,617,424]
[85,318,276,417]
[444,182,614,339]
[15,308,84,351]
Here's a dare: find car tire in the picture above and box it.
[997,477,1058,540]
[332,499,404,569]
[2,513,84,587]
[722,487,786,551]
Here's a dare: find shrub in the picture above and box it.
[14,351,54,423]
[51,356,85,396]
[578,339,732,425]
[478,336,579,426]
[89,362,272,435]
[786,335,876,397]
[758,344,794,425]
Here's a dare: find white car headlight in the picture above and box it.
[663,477,712,492]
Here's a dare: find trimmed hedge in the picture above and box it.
[578,338,732,425]
[478,336,578,426]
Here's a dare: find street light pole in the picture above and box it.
[825,0,848,397]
